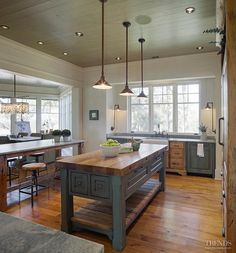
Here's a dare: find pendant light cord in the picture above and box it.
[141,41,143,91]
[101,0,104,77]
[125,24,128,88]
[14,75,16,98]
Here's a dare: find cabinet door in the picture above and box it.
[187,143,215,176]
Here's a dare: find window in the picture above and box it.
[177,84,199,133]
[16,98,37,132]
[130,87,149,132]
[41,99,59,130]
[60,90,72,130]
[0,97,11,135]
[129,82,200,134]
[153,86,173,132]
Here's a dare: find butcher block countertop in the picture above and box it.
[56,143,167,176]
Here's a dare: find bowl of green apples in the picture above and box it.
[100,139,121,157]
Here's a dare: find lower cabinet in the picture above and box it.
[167,141,186,175]
[186,142,215,177]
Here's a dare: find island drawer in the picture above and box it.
[127,166,148,187]
[149,157,163,174]
[91,175,110,199]
[70,172,89,196]
[69,172,111,200]
[126,166,149,197]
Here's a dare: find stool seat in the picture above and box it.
[56,156,71,161]
[22,163,46,171]
[30,152,45,157]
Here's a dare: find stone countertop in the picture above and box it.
[106,134,216,144]
[168,138,215,143]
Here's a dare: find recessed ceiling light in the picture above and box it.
[196,46,204,50]
[185,7,195,14]
[75,32,84,37]
[115,57,121,61]
[63,52,68,56]
[1,25,9,30]
[152,56,160,59]
[37,41,44,45]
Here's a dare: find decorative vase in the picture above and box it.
[200,132,207,141]
[54,136,61,143]
[63,136,70,142]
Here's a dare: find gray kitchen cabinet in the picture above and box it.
[186,142,215,177]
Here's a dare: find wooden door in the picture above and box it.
[224,0,236,251]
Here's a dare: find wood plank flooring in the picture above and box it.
[6,175,223,253]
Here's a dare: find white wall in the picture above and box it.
[0,35,83,139]
[82,87,107,152]
[83,52,222,179]
[0,35,83,87]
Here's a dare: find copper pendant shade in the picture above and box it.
[93,0,111,90]
[120,21,134,96]
[137,38,147,98]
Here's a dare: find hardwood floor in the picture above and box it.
[6,174,223,253]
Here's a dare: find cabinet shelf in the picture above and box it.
[71,178,161,234]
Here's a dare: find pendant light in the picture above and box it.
[0,75,29,114]
[137,38,147,98]
[120,21,134,96]
[93,0,111,90]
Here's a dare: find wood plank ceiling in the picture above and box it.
[0,0,217,67]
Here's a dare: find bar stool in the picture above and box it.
[19,162,48,207]
[7,157,18,186]
[30,152,46,175]
[30,152,45,163]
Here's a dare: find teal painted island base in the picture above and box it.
[57,144,167,251]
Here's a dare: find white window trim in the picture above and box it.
[128,79,202,134]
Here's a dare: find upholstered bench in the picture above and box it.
[0,212,104,253]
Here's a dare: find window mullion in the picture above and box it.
[149,86,153,132]
[173,84,178,133]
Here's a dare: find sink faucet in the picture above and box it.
[161,130,169,137]
[157,123,161,134]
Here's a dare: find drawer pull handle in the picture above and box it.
[222,227,225,237]
[222,191,226,198]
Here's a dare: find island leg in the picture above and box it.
[0,156,7,211]
[160,152,166,192]
[112,176,126,251]
[61,167,73,233]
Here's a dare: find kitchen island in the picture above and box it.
[57,143,167,251]
[0,139,84,211]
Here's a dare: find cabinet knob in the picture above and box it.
[222,191,226,198]
[222,227,225,237]
[220,171,223,177]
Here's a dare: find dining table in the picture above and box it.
[0,139,84,211]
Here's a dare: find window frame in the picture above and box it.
[128,80,201,134]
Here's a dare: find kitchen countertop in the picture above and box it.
[56,143,167,176]
[107,134,215,143]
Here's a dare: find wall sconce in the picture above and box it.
[111,104,120,131]
[205,102,216,133]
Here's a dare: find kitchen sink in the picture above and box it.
[141,137,168,145]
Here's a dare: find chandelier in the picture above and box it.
[0,75,29,114]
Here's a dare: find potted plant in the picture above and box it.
[52,129,62,142]
[199,123,207,140]
[62,129,71,142]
